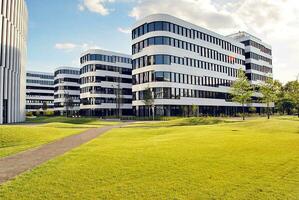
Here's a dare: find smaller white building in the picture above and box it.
[80,49,132,117]
[26,71,54,114]
[54,67,80,116]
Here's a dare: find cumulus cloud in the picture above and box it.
[55,42,101,52]
[78,0,115,16]
[55,43,78,51]
[129,0,299,82]
[117,27,131,34]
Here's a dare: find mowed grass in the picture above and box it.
[0,117,118,158]
[1,117,299,199]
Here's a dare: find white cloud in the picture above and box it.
[78,0,115,16]
[55,43,78,51]
[117,27,131,34]
[129,0,299,82]
[55,42,101,52]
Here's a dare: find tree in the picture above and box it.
[42,102,48,111]
[64,93,74,117]
[231,69,253,120]
[143,87,155,120]
[285,80,299,117]
[259,79,281,119]
[191,104,198,117]
[182,105,188,117]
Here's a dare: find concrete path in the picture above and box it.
[0,123,129,184]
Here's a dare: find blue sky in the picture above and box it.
[27,0,135,72]
[27,0,299,82]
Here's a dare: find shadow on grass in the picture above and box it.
[128,117,240,129]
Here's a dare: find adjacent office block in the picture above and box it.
[228,32,273,85]
[0,0,28,124]
[131,14,269,116]
[26,71,54,114]
[54,67,80,116]
[80,49,132,117]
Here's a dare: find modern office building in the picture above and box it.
[228,32,273,85]
[80,49,132,117]
[0,0,28,124]
[26,71,54,114]
[54,67,80,116]
[131,14,270,117]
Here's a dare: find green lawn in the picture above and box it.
[0,117,118,158]
[0,117,299,199]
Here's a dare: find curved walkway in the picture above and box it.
[0,123,129,184]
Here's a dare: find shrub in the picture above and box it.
[26,112,33,117]
[44,110,54,116]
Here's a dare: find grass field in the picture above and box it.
[0,117,118,158]
[0,117,298,199]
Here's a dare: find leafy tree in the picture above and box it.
[191,104,198,117]
[277,98,295,115]
[182,105,189,117]
[231,69,253,120]
[285,80,299,117]
[42,102,48,111]
[259,79,281,119]
[143,87,155,120]
[64,93,74,117]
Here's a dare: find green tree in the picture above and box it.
[143,87,155,120]
[191,104,198,117]
[64,93,74,118]
[285,80,299,117]
[259,79,281,119]
[231,69,253,120]
[42,102,48,111]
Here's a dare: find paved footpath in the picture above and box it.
[0,123,129,184]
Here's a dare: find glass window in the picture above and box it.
[148,22,155,32]
[155,36,163,45]
[164,72,171,82]
[154,55,164,65]
[155,21,163,30]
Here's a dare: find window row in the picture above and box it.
[54,102,80,108]
[245,63,272,74]
[81,98,132,105]
[27,79,54,86]
[245,52,272,64]
[54,94,80,100]
[80,86,132,95]
[135,88,231,100]
[80,64,132,75]
[246,73,269,82]
[132,21,243,54]
[133,54,240,78]
[26,93,54,97]
[26,73,54,80]
[80,54,131,65]
[26,105,54,110]
[54,78,80,84]
[54,86,80,91]
[81,76,132,85]
[242,40,272,55]
[135,88,262,103]
[133,71,233,87]
[54,69,80,76]
[132,36,244,65]
[26,86,54,91]
[26,100,54,104]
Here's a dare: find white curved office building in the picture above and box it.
[80,49,132,117]
[132,14,270,116]
[228,32,273,85]
[54,67,80,116]
[0,0,28,124]
[26,71,54,114]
